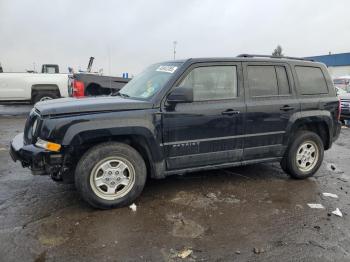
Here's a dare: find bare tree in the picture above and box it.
[272,45,283,57]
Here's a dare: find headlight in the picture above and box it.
[32,119,38,136]
[35,138,61,152]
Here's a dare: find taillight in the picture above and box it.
[73,80,85,97]
[337,96,341,121]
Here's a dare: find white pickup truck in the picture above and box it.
[0,64,70,104]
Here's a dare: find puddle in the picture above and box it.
[166,213,205,238]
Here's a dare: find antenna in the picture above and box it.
[108,46,111,76]
[87,57,94,72]
[108,46,112,88]
[173,41,177,60]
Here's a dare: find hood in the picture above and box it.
[35,96,153,116]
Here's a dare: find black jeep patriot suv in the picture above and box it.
[10,55,341,209]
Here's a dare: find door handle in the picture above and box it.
[280,105,295,111]
[222,109,240,115]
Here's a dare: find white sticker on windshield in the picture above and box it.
[156,65,178,74]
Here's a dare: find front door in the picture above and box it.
[161,62,246,170]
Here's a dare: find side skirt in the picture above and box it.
[164,157,282,176]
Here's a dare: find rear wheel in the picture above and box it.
[75,142,147,209]
[32,91,59,104]
[281,131,324,179]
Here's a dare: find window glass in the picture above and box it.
[295,66,328,95]
[248,66,278,96]
[46,67,56,74]
[120,62,182,100]
[333,79,345,85]
[275,66,290,95]
[179,66,237,101]
[333,78,350,85]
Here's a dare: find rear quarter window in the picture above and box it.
[295,66,328,95]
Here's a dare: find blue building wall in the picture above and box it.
[306,53,350,67]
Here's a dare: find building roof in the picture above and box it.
[306,52,350,67]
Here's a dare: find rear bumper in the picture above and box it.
[332,121,341,142]
[341,105,350,119]
[340,113,350,120]
[10,133,49,175]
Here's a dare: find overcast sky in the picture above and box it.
[1,0,349,75]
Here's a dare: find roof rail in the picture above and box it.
[237,54,314,62]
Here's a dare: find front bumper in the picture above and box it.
[10,133,49,175]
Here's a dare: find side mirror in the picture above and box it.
[167,86,193,104]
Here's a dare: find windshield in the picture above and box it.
[119,62,182,100]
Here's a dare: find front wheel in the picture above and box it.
[75,142,147,209]
[281,131,324,179]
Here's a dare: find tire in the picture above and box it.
[281,131,324,179]
[75,142,147,209]
[32,91,59,104]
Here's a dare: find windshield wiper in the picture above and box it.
[111,91,130,98]
[119,92,130,98]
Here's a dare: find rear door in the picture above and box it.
[243,62,300,160]
[294,65,339,134]
[162,62,246,170]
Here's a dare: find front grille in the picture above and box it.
[23,109,40,145]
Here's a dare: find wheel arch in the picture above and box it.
[284,113,332,150]
[31,84,61,98]
[67,129,165,179]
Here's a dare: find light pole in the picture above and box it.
[173,41,177,60]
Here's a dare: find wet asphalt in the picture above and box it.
[0,106,350,261]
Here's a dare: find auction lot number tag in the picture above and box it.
[156,66,178,73]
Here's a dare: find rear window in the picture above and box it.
[275,66,290,95]
[295,66,328,95]
[248,66,278,96]
[248,65,291,97]
[333,78,350,85]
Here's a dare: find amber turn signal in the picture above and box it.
[35,138,61,152]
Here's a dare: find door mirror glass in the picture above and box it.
[167,86,193,103]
